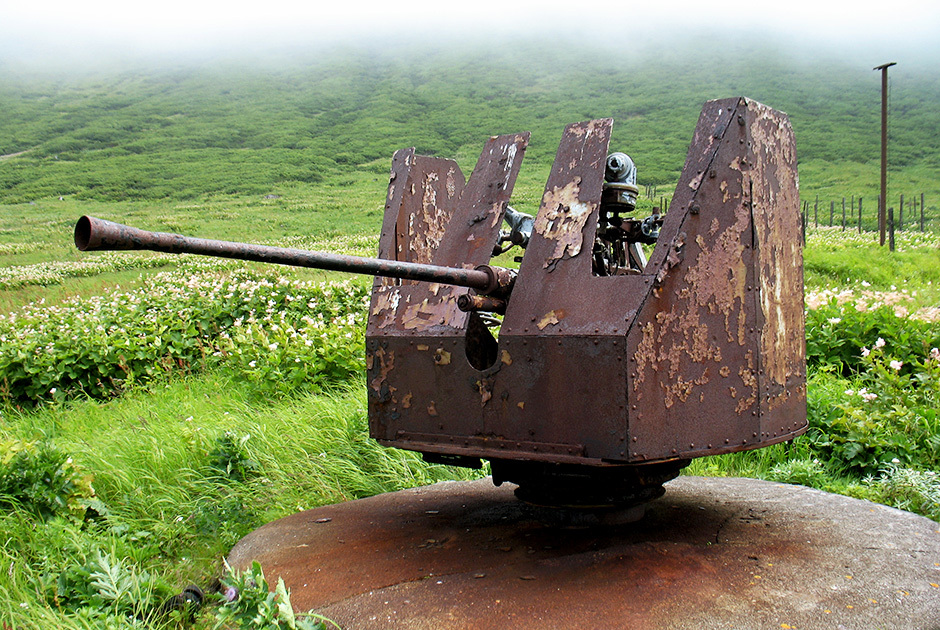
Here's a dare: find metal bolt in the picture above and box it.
[690,205,700,215]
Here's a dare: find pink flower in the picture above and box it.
[861,347,870,357]
[889,360,903,371]
[875,337,886,349]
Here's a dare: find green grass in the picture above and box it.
[0,374,479,628]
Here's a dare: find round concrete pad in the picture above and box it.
[228,477,940,629]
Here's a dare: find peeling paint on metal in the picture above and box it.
[369,347,394,394]
[533,179,595,269]
[747,104,804,411]
[682,212,750,346]
[370,287,401,329]
[476,380,493,406]
[401,297,460,331]
[500,350,512,366]
[537,310,562,330]
[434,348,452,366]
[736,350,758,414]
[446,168,457,198]
[403,171,450,264]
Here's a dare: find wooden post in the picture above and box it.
[814,195,819,227]
[922,193,926,232]
[830,201,834,226]
[801,206,807,245]
[879,194,885,244]
[858,197,863,234]
[842,197,846,230]
[899,193,904,231]
[875,62,896,246]
[888,207,895,252]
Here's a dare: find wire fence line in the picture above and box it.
[802,193,934,235]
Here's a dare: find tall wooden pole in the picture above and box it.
[875,62,896,246]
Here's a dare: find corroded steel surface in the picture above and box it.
[74,216,497,292]
[628,98,805,460]
[368,97,805,467]
[227,478,940,629]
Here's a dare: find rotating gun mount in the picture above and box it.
[74,97,806,515]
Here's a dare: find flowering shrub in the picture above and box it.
[805,288,940,375]
[807,338,940,474]
[0,270,369,406]
[0,252,179,290]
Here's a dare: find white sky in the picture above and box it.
[2,0,939,62]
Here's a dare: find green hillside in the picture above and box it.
[2,39,938,210]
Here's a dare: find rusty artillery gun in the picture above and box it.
[75,97,805,514]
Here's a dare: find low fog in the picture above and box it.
[2,0,939,70]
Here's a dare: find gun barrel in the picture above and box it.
[75,215,509,294]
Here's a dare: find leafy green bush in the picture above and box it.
[764,457,830,487]
[805,289,940,375]
[0,271,369,406]
[54,549,171,622]
[806,339,940,475]
[0,439,96,521]
[208,432,260,482]
[215,561,334,630]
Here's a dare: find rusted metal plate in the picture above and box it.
[746,105,806,440]
[227,478,940,629]
[394,155,464,266]
[369,334,625,461]
[368,101,804,468]
[502,118,648,336]
[367,132,528,338]
[626,98,805,461]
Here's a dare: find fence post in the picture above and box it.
[888,207,896,252]
[802,206,807,245]
[922,193,926,232]
[814,195,818,227]
[858,197,863,234]
[899,193,904,231]
[830,201,834,226]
